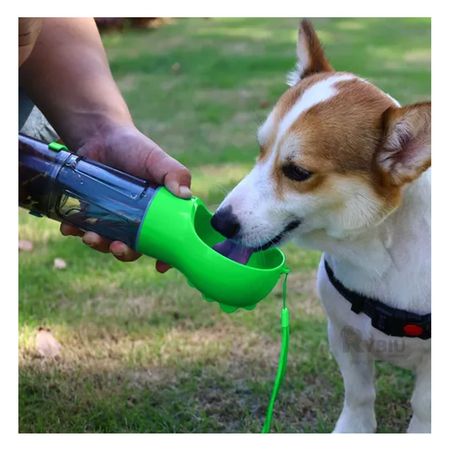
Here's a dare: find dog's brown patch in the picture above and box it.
[298,19,334,78]
[260,20,430,214]
[271,76,401,205]
[259,73,337,162]
[375,102,431,186]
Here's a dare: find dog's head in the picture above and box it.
[212,20,431,250]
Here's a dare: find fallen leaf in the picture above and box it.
[36,327,62,359]
[171,62,181,74]
[53,258,67,270]
[19,239,33,252]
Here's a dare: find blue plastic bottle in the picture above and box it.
[19,133,158,248]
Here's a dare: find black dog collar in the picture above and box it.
[324,259,431,340]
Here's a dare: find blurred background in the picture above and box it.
[19,18,431,433]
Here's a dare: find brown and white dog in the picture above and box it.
[212,20,431,432]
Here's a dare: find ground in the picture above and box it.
[19,18,430,433]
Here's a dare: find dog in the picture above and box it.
[211,20,431,432]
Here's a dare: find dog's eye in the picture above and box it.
[282,163,312,182]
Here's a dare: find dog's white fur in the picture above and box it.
[314,170,430,432]
[217,22,431,432]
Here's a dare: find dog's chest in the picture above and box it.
[316,255,430,369]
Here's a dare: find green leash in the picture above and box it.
[261,270,290,433]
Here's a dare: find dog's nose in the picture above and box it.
[211,206,241,239]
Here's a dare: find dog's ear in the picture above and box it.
[376,102,431,186]
[287,19,333,86]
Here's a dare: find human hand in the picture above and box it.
[60,124,191,272]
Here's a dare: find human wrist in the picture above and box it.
[60,110,134,151]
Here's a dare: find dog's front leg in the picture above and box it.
[328,321,377,433]
[407,355,431,433]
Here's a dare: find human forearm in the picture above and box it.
[19,17,191,265]
[19,18,132,148]
[19,18,43,66]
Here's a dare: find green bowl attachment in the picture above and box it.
[136,187,288,311]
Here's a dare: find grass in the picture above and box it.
[19,18,430,433]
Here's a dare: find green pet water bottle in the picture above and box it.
[19,133,288,312]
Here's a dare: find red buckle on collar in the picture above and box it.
[403,324,424,337]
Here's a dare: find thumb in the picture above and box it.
[163,166,192,199]
[143,145,192,198]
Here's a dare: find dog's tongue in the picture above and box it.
[213,240,254,265]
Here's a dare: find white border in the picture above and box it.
[5,1,444,449]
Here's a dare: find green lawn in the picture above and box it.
[19,18,430,433]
